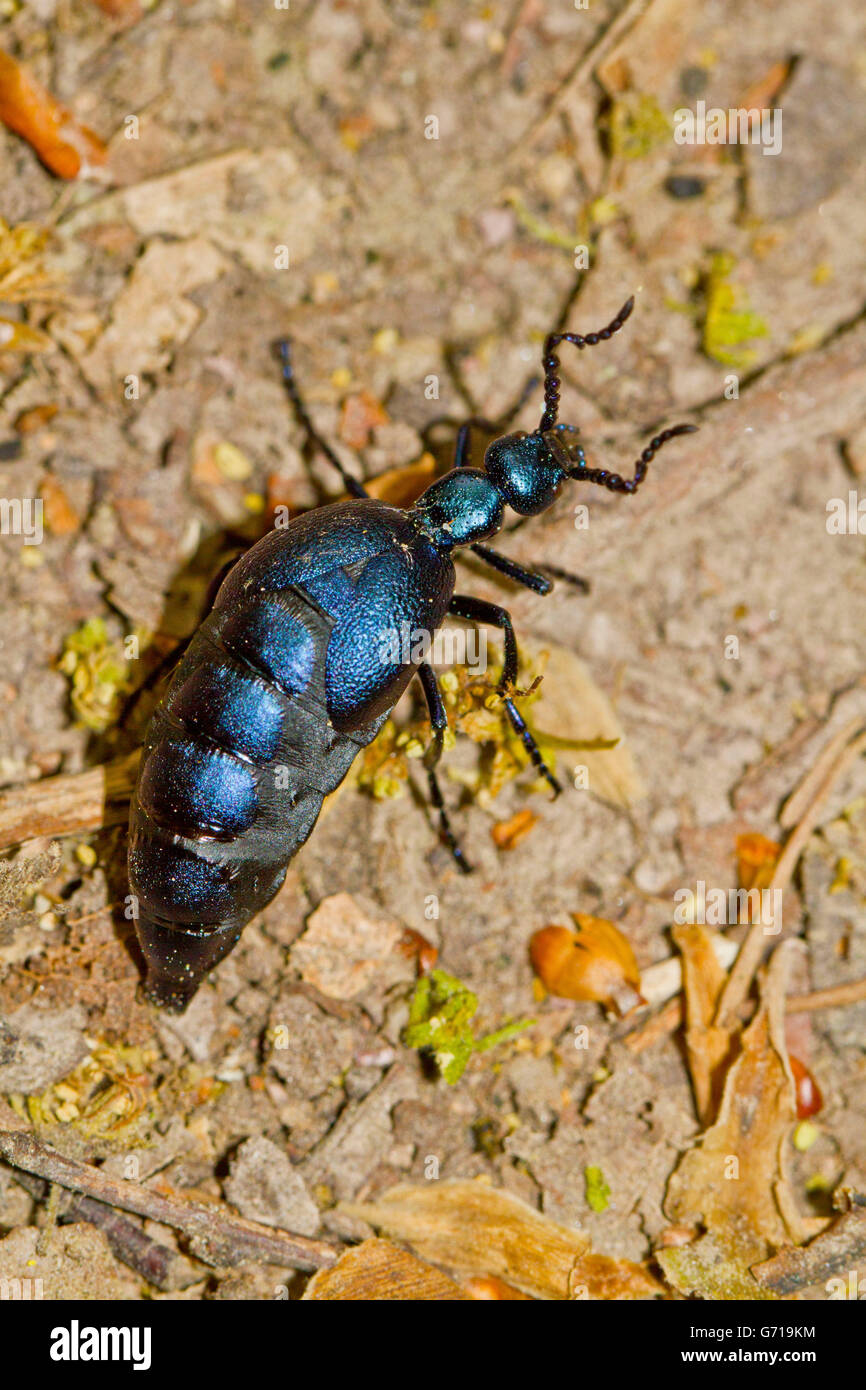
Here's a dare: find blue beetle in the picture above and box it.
[128,296,696,1010]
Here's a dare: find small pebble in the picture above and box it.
[664,175,705,199]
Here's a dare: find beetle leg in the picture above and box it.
[453,417,499,469]
[448,594,562,798]
[275,338,369,499]
[469,544,553,595]
[417,661,472,874]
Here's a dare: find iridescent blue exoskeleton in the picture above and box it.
[128,296,696,1010]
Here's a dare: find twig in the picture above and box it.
[9,1167,200,1291]
[0,751,139,851]
[622,995,682,1052]
[624,973,866,1051]
[785,977,866,1013]
[715,727,866,1027]
[752,1194,866,1295]
[0,1130,338,1272]
[779,715,865,829]
[505,0,651,165]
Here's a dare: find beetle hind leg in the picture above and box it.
[417,662,472,874]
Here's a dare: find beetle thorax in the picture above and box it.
[411,468,504,549]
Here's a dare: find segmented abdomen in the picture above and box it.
[128,583,384,1011]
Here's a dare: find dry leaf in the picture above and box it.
[673,922,733,1124]
[302,1238,467,1300]
[568,1253,666,1301]
[530,914,643,1015]
[0,49,106,180]
[736,831,781,892]
[529,644,645,808]
[491,807,537,850]
[15,403,57,432]
[290,892,413,1001]
[39,475,81,535]
[0,317,53,353]
[737,59,793,113]
[363,454,437,508]
[338,390,388,449]
[463,1275,533,1300]
[657,942,800,1298]
[396,927,438,974]
[78,237,229,392]
[339,1179,590,1300]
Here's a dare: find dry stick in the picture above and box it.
[779,714,865,830]
[714,727,866,1029]
[0,1130,338,1272]
[785,977,866,1013]
[9,1167,200,1291]
[505,0,651,165]
[0,751,140,851]
[624,973,866,1052]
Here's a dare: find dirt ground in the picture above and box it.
[0,0,864,1301]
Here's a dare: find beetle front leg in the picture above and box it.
[448,594,562,798]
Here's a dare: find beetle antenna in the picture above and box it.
[539,296,635,432]
[566,423,698,493]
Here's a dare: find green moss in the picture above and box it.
[608,93,671,160]
[584,1164,611,1213]
[404,969,533,1084]
[702,252,769,368]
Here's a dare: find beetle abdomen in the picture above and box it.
[129,583,385,1011]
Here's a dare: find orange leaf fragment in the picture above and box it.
[15,403,57,432]
[529,914,643,1015]
[0,49,106,180]
[736,831,781,891]
[338,389,388,449]
[39,474,81,535]
[491,807,537,850]
[397,927,438,975]
[463,1275,532,1300]
[363,453,437,508]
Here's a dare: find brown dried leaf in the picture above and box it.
[529,644,645,808]
[339,1179,590,1300]
[302,1238,467,1300]
[568,1253,666,1301]
[463,1275,533,1300]
[363,454,437,508]
[0,49,106,180]
[658,942,800,1299]
[338,390,388,449]
[290,892,413,1002]
[673,922,733,1124]
[736,831,781,893]
[39,475,81,535]
[0,317,53,353]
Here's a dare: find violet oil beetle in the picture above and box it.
[128,296,696,1011]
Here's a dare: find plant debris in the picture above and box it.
[404,969,533,1083]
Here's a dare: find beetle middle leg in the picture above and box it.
[448,594,562,798]
[416,661,472,874]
